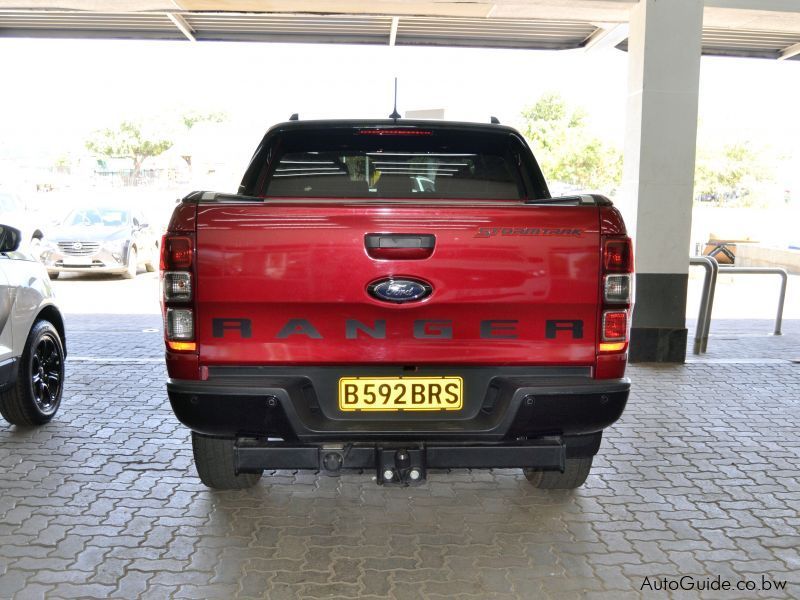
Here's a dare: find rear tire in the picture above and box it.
[524,457,593,490]
[48,272,60,280]
[0,321,65,426]
[191,432,262,490]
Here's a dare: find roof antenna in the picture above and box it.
[389,77,401,120]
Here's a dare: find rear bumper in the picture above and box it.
[166,365,630,443]
[235,439,571,481]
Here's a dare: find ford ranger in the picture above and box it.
[161,119,632,490]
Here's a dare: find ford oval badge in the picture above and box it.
[368,277,432,304]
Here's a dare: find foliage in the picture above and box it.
[181,111,227,130]
[521,93,622,193]
[694,142,773,206]
[85,121,172,181]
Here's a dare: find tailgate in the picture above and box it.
[194,203,600,366]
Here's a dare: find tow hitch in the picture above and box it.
[377,447,426,486]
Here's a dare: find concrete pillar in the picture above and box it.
[619,0,704,363]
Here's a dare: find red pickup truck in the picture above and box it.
[161,120,632,490]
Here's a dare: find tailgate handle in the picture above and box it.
[365,234,435,260]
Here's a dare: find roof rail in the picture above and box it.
[490,116,500,124]
[289,113,299,121]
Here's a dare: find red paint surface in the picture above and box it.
[164,201,631,380]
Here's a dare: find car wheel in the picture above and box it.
[191,432,262,490]
[0,320,65,426]
[523,457,593,490]
[48,272,60,280]
[122,247,137,279]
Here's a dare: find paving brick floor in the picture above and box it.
[1,315,798,599]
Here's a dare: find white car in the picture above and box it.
[0,224,66,425]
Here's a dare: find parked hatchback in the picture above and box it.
[0,224,67,426]
[40,206,158,279]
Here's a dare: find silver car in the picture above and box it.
[40,206,159,279]
[0,224,66,426]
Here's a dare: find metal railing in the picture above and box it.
[717,266,787,336]
[690,255,788,354]
[689,256,718,354]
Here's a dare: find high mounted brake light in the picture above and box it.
[357,129,433,136]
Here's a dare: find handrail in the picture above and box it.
[689,256,718,354]
[717,266,788,336]
[689,256,788,354]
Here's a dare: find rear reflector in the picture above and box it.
[602,310,628,342]
[604,274,631,304]
[165,308,194,341]
[599,342,626,352]
[162,272,192,302]
[161,236,193,270]
[603,238,632,273]
[167,340,196,352]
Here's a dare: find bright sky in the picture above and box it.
[2,37,800,178]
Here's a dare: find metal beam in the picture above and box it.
[705,0,800,12]
[167,12,195,42]
[583,22,629,52]
[778,40,800,59]
[389,16,398,46]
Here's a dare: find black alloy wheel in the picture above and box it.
[0,320,66,426]
[30,331,63,416]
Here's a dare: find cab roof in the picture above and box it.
[265,119,521,137]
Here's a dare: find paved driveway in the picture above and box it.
[0,274,798,599]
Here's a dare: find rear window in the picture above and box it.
[258,128,533,200]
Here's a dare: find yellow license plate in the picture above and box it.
[338,376,463,411]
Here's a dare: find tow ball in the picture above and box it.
[378,448,426,486]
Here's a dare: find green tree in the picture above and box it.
[521,93,622,193]
[85,121,173,182]
[694,142,772,205]
[181,110,226,131]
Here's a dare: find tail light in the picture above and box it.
[599,236,633,353]
[160,235,193,270]
[162,272,192,301]
[161,234,196,352]
[603,239,632,273]
[604,274,631,304]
